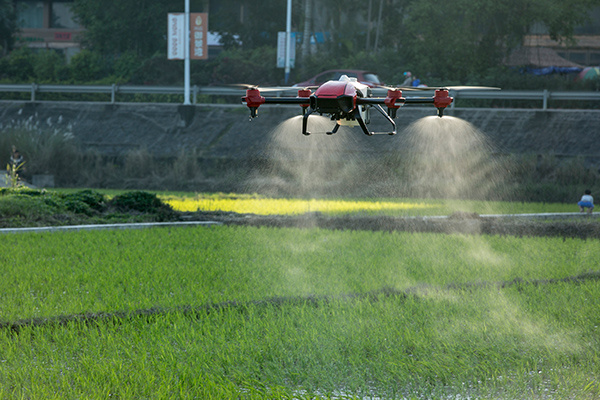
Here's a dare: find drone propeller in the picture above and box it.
[395,85,501,91]
[229,84,303,93]
[297,85,319,90]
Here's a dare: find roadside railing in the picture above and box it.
[0,83,599,110]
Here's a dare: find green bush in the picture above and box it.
[109,191,175,220]
[5,47,35,81]
[69,50,109,83]
[33,50,69,82]
[62,189,106,212]
[63,199,92,215]
[0,193,59,218]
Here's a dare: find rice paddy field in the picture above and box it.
[1,194,599,399]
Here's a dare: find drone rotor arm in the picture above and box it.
[242,87,312,118]
[263,97,311,105]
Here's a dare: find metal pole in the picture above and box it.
[284,0,292,85]
[184,0,191,105]
[111,83,116,104]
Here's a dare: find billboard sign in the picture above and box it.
[167,13,185,60]
[277,31,295,68]
[190,13,208,60]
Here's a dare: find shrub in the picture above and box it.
[63,199,92,215]
[69,50,108,83]
[109,191,175,220]
[0,193,58,219]
[33,50,68,82]
[62,190,106,212]
[5,47,35,81]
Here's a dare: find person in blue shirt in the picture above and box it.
[578,189,594,213]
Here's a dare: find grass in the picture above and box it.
[1,225,598,321]
[0,225,599,398]
[0,189,598,398]
[2,282,598,399]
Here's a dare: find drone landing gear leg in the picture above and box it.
[327,123,341,135]
[373,105,397,135]
[302,109,314,136]
[354,108,373,136]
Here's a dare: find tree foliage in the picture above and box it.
[0,0,16,55]
[207,0,599,84]
[210,0,290,49]
[401,0,600,82]
[2,0,599,88]
[70,0,208,57]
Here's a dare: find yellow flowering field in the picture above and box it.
[165,196,436,215]
[162,193,575,216]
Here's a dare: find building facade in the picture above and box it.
[14,0,82,58]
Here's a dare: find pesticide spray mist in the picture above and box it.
[244,113,512,205]
[244,115,367,198]
[400,115,510,207]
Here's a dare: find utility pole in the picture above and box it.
[366,0,372,52]
[184,0,191,105]
[373,0,383,53]
[285,0,292,84]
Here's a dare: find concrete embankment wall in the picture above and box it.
[1,101,600,162]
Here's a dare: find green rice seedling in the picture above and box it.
[0,226,599,323]
[0,281,598,399]
[0,225,598,398]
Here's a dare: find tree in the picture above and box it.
[71,0,208,57]
[301,0,314,59]
[401,0,600,82]
[209,0,290,50]
[0,0,16,56]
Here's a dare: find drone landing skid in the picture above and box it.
[355,105,397,136]
[301,108,341,136]
[327,123,340,135]
[302,108,314,136]
[302,105,396,136]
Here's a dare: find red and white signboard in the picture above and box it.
[190,13,208,60]
[167,13,185,60]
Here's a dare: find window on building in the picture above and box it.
[16,1,45,29]
[51,1,79,29]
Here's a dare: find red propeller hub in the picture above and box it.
[384,89,403,109]
[297,88,312,98]
[243,88,265,108]
[433,89,453,117]
[297,88,311,113]
[243,88,266,118]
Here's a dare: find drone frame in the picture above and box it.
[242,79,455,136]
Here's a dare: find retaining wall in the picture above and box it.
[1,101,600,161]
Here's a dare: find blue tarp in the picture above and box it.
[523,66,583,75]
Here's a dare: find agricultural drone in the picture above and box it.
[241,75,498,136]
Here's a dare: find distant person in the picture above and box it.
[10,145,24,167]
[411,77,421,87]
[578,189,594,214]
[401,71,413,86]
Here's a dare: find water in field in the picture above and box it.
[245,115,365,197]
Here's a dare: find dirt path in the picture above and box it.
[184,211,600,239]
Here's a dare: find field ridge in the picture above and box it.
[4,270,598,334]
